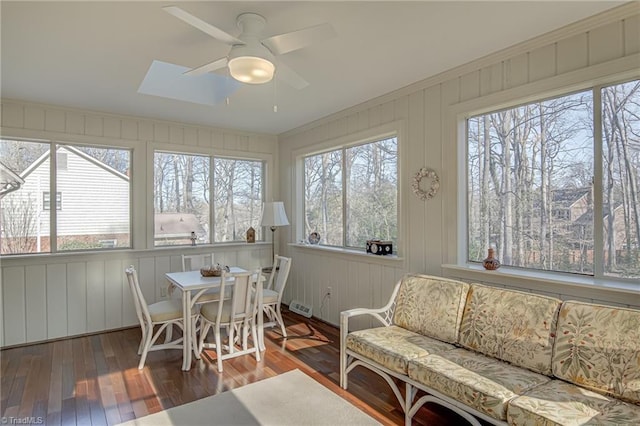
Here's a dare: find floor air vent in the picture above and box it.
[289,300,313,318]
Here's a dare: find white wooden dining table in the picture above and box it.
[165,267,265,371]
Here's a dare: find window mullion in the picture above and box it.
[210,156,215,244]
[342,147,347,248]
[50,142,58,253]
[593,87,604,278]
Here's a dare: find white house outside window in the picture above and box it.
[466,79,639,280]
[154,151,264,246]
[0,139,131,254]
[303,136,398,250]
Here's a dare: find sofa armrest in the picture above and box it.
[339,278,402,389]
[341,306,393,326]
[340,277,402,333]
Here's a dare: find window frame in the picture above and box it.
[295,122,403,256]
[150,145,269,247]
[0,138,133,255]
[455,73,640,285]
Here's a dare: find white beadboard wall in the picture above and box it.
[0,102,278,348]
[278,4,640,329]
[0,245,271,347]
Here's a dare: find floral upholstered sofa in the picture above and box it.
[339,273,640,425]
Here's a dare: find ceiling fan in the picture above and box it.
[138,6,336,106]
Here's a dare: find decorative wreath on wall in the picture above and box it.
[412,167,440,201]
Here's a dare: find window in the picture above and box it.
[42,192,62,210]
[0,140,131,254]
[466,79,639,279]
[154,151,264,246]
[213,158,263,243]
[304,136,398,250]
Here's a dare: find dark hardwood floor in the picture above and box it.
[1,308,470,425]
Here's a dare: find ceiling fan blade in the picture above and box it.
[184,58,228,77]
[262,23,335,56]
[163,6,244,46]
[275,61,309,90]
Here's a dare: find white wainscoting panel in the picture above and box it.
[1,244,271,348]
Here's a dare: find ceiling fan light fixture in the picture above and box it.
[228,56,275,84]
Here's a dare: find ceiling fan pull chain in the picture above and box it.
[273,77,278,113]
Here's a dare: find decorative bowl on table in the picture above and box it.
[200,266,222,277]
[200,264,230,277]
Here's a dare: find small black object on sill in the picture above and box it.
[366,239,393,255]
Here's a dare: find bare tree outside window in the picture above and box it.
[1,140,49,254]
[467,79,639,279]
[154,152,264,245]
[304,136,398,250]
[602,80,640,278]
[154,152,210,246]
[213,158,263,242]
[304,150,343,245]
[346,138,397,248]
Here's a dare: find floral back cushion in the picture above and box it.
[392,274,470,344]
[552,301,640,404]
[458,284,562,376]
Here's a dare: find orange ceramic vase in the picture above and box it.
[483,248,501,270]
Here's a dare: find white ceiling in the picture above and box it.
[1,1,624,135]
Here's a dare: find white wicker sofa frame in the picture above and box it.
[340,273,640,426]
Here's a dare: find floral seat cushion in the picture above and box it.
[408,348,550,421]
[392,274,470,343]
[552,301,640,404]
[458,284,562,376]
[508,379,640,426]
[346,325,455,374]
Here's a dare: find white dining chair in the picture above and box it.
[181,253,215,271]
[181,253,222,303]
[262,255,292,338]
[125,265,186,370]
[197,269,262,372]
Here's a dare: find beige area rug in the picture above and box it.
[117,369,381,426]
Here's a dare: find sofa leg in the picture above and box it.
[405,382,414,426]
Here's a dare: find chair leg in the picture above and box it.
[215,328,223,373]
[198,322,211,355]
[228,323,235,355]
[252,322,261,362]
[192,316,201,360]
[242,320,250,350]
[138,332,146,355]
[275,304,287,338]
[138,325,154,370]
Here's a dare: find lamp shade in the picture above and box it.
[261,202,289,227]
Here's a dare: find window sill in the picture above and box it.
[289,243,403,265]
[441,263,639,306]
[0,242,270,266]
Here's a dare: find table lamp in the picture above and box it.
[260,201,289,264]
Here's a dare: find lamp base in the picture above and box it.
[270,226,277,265]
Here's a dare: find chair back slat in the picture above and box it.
[181,253,215,271]
[125,266,152,326]
[214,270,261,326]
[273,256,292,298]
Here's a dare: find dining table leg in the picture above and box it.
[182,289,192,371]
